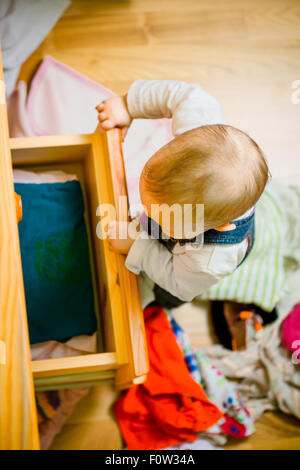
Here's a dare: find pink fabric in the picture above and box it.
[282,303,300,354]
[30,333,97,361]
[8,80,35,137]
[27,56,110,136]
[38,388,90,450]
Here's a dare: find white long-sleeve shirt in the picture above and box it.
[124,80,250,302]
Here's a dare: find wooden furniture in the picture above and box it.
[0,53,148,450]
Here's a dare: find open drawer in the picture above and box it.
[0,54,148,449]
[10,131,148,392]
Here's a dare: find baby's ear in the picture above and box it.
[215,223,236,232]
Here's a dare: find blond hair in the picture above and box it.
[142,124,270,231]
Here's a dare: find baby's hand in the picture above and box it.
[107,220,135,255]
[95,95,132,140]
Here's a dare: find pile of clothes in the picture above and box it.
[114,304,255,450]
[35,299,300,450]
[114,302,300,450]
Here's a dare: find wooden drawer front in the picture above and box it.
[10,130,148,392]
[0,53,40,450]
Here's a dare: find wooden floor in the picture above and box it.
[19,0,300,450]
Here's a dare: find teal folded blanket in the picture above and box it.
[15,181,97,344]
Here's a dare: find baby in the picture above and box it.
[96,80,269,308]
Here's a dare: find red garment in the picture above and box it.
[114,305,223,450]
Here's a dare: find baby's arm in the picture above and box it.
[96,79,225,138]
[126,79,225,135]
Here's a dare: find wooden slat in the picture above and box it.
[34,370,115,386]
[0,51,39,450]
[103,129,149,389]
[10,134,92,149]
[10,134,92,165]
[32,352,118,378]
[84,131,130,361]
[34,379,114,393]
[34,370,115,392]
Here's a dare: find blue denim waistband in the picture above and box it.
[140,211,255,244]
[204,211,255,245]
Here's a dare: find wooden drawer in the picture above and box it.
[0,55,148,449]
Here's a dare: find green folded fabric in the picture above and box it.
[198,182,289,312]
[15,180,97,344]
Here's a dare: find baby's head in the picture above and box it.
[139,124,270,237]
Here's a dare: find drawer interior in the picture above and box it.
[10,134,121,385]
[14,160,104,353]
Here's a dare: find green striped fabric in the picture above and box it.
[197,183,289,312]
